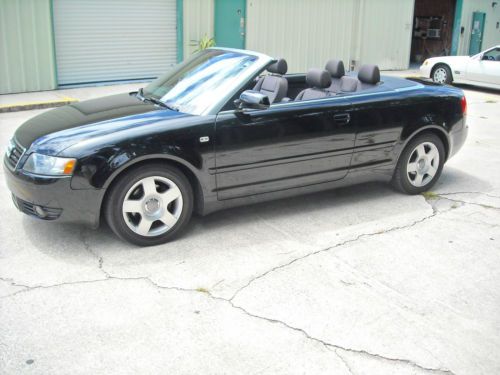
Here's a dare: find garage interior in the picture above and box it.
[411,0,457,63]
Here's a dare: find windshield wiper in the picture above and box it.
[137,88,179,111]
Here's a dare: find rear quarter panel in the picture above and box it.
[349,82,464,177]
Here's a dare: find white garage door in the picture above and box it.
[53,0,177,85]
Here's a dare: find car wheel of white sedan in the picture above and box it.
[432,64,452,84]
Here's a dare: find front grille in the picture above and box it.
[5,139,25,169]
[12,195,62,221]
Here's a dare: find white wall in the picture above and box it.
[355,0,414,70]
[457,0,500,55]
[182,0,415,71]
[246,0,414,72]
[183,0,214,57]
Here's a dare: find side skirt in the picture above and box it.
[200,164,394,216]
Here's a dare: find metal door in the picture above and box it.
[53,0,177,86]
[214,0,246,49]
[469,12,486,55]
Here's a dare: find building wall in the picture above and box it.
[246,0,414,72]
[355,0,414,70]
[457,0,500,55]
[246,0,354,73]
[183,0,214,57]
[0,0,57,94]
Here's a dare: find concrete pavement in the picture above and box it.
[0,83,499,374]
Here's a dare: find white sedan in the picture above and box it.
[419,45,500,90]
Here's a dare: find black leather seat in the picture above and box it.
[325,59,345,93]
[253,58,288,103]
[338,64,381,93]
[295,69,332,100]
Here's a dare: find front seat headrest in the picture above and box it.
[306,68,332,89]
[325,59,345,78]
[358,64,380,84]
[267,58,288,75]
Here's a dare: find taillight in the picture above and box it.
[460,95,467,115]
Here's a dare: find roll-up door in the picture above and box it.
[53,0,177,85]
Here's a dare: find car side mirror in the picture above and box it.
[481,54,489,61]
[237,90,270,111]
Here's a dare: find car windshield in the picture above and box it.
[143,49,258,115]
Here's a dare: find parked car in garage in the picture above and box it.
[420,45,500,89]
[4,48,468,246]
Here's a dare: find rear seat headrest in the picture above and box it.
[325,59,345,78]
[267,58,288,75]
[358,64,380,84]
[306,69,332,89]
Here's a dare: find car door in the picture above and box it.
[349,91,407,170]
[466,47,500,85]
[214,98,355,200]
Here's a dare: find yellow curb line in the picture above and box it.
[0,97,78,109]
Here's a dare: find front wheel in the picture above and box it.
[392,133,445,194]
[105,163,193,246]
[432,64,452,84]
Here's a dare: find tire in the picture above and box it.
[104,163,193,246]
[392,133,445,195]
[432,64,453,84]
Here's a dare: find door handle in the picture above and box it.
[333,113,350,125]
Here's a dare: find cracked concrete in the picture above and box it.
[1,84,499,374]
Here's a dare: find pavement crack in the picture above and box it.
[0,277,31,290]
[436,195,500,210]
[0,277,110,299]
[229,206,445,302]
[227,298,455,375]
[80,229,109,277]
[0,274,455,374]
[438,191,500,199]
[333,349,357,375]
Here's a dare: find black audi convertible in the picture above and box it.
[4,48,468,246]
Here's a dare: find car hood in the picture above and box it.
[426,55,470,65]
[15,93,157,147]
[14,93,191,155]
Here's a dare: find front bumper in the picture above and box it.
[3,158,103,228]
[419,64,432,79]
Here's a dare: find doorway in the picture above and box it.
[214,0,246,49]
[410,0,456,63]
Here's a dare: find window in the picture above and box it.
[483,48,500,62]
[144,50,258,115]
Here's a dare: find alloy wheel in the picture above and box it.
[121,176,183,237]
[407,142,440,187]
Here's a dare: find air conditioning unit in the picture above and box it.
[427,29,441,38]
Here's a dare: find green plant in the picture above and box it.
[194,35,216,52]
[421,191,439,200]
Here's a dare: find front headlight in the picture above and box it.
[423,60,429,66]
[22,153,76,176]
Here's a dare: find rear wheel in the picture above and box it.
[105,163,193,246]
[432,64,452,84]
[392,133,445,194]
